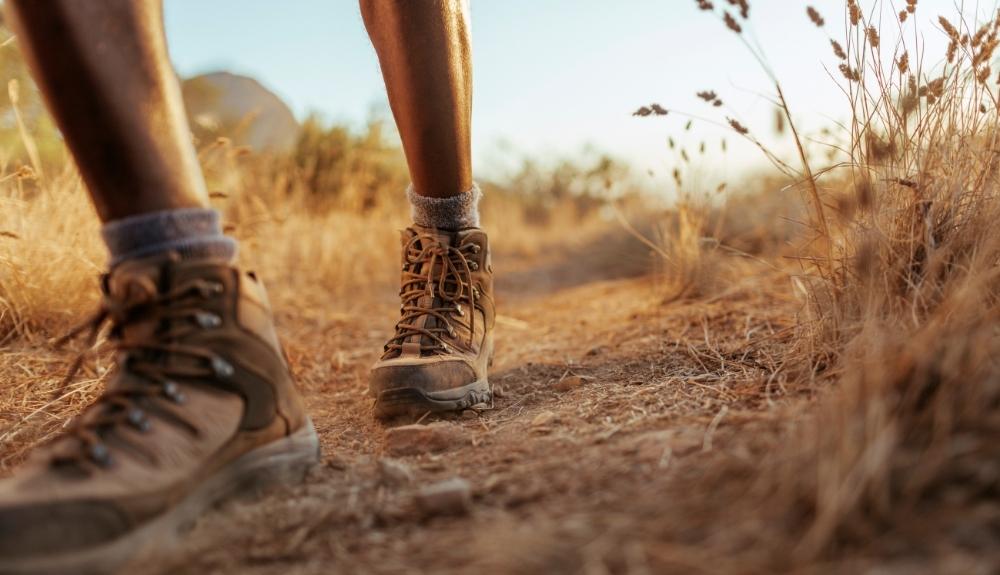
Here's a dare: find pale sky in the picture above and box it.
[164,0,960,190]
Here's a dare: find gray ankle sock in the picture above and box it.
[101,208,238,265]
[407,183,481,230]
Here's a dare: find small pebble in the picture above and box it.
[377,458,413,486]
[531,411,557,427]
[325,454,350,470]
[553,375,585,392]
[415,477,472,517]
[385,422,464,456]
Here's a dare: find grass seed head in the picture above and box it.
[696,90,724,107]
[724,11,742,33]
[807,7,824,27]
[867,26,880,49]
[633,104,668,117]
[977,66,991,84]
[839,63,861,82]
[939,16,959,40]
[848,0,861,25]
[831,40,847,60]
[972,23,989,48]
[727,117,749,135]
[726,0,749,19]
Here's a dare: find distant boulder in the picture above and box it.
[181,71,299,153]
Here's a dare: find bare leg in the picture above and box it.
[360,0,473,198]
[4,0,208,222]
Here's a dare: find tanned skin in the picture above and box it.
[4,0,210,222]
[361,0,473,199]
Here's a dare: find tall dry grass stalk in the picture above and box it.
[616,195,716,301]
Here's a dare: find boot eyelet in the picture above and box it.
[127,408,151,432]
[198,281,225,298]
[454,305,465,317]
[195,312,223,329]
[90,443,112,467]
[469,262,479,271]
[212,357,235,379]
[162,381,187,404]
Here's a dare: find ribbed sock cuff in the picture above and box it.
[101,208,238,266]
[407,183,481,230]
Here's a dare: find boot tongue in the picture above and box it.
[411,224,453,247]
[401,226,454,358]
[106,257,167,345]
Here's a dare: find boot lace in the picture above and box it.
[382,231,481,359]
[50,276,232,471]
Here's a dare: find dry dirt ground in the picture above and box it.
[2,236,812,574]
[174,245,804,574]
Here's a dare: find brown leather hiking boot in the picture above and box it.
[371,225,496,419]
[0,253,318,575]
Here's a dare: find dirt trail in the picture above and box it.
[156,244,803,575]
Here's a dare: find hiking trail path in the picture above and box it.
[165,238,800,574]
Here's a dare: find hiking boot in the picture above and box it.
[371,225,496,419]
[0,253,319,575]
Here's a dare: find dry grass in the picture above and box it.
[782,2,1000,562]
[657,1,1000,569]
[0,165,104,341]
[1,1,998,572]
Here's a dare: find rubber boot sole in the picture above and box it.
[373,378,492,420]
[0,420,320,575]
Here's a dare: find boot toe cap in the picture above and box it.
[370,359,478,395]
[0,499,131,559]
